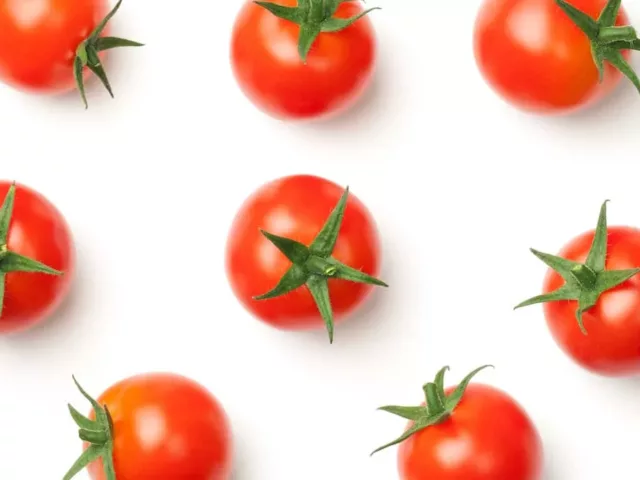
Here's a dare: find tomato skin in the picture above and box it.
[85,373,233,480]
[225,174,381,331]
[473,0,629,114]
[230,0,377,120]
[542,227,640,376]
[0,0,108,93]
[0,181,74,333]
[398,384,543,480]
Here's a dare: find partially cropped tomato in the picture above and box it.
[373,366,543,480]
[225,174,385,342]
[473,0,634,114]
[0,0,142,107]
[0,181,74,333]
[64,373,233,480]
[230,0,378,120]
[517,201,640,376]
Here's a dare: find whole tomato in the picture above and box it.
[0,0,142,107]
[230,0,378,120]
[0,181,74,334]
[473,0,638,114]
[225,174,386,343]
[64,373,233,480]
[373,366,543,480]
[517,201,640,376]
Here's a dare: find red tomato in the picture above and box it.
[84,373,233,480]
[225,174,381,332]
[0,0,109,93]
[473,0,629,114]
[230,0,377,120]
[542,227,640,375]
[0,181,74,333]
[398,384,542,480]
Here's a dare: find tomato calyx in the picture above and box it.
[254,0,379,62]
[555,0,640,93]
[0,183,63,318]
[515,201,640,335]
[74,0,144,109]
[371,365,493,455]
[63,376,116,480]
[254,186,387,343]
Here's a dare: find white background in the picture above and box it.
[1,0,640,478]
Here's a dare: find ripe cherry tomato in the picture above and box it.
[473,0,630,114]
[65,373,233,480]
[0,181,74,334]
[542,227,640,375]
[230,0,377,120]
[225,175,384,340]
[0,0,108,93]
[516,202,640,376]
[373,366,543,480]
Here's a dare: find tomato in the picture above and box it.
[225,174,385,342]
[0,0,142,107]
[64,373,233,480]
[0,181,74,334]
[473,0,632,114]
[230,0,377,120]
[373,366,543,480]
[516,202,640,376]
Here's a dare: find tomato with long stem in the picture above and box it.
[230,0,378,120]
[0,0,143,108]
[63,373,233,480]
[474,0,640,114]
[0,181,74,334]
[225,175,387,343]
[516,201,640,376]
[372,366,543,480]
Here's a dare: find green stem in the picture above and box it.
[308,0,326,22]
[599,25,637,43]
[423,383,447,416]
[305,255,338,276]
[571,264,597,289]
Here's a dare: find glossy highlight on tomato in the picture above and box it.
[473,0,630,114]
[230,0,377,120]
[66,373,233,480]
[0,181,74,333]
[225,174,383,336]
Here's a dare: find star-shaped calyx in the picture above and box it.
[73,0,144,108]
[555,0,640,92]
[0,183,63,318]
[371,365,493,455]
[515,200,640,334]
[254,186,387,343]
[254,0,379,62]
[63,377,116,480]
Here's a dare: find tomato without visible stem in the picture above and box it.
[225,175,384,340]
[373,366,543,480]
[0,181,74,333]
[399,385,542,480]
[67,373,233,480]
[473,0,631,114]
[230,0,377,120]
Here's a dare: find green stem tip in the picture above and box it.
[371,365,493,455]
[254,0,379,62]
[515,200,640,335]
[74,0,144,109]
[253,186,388,344]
